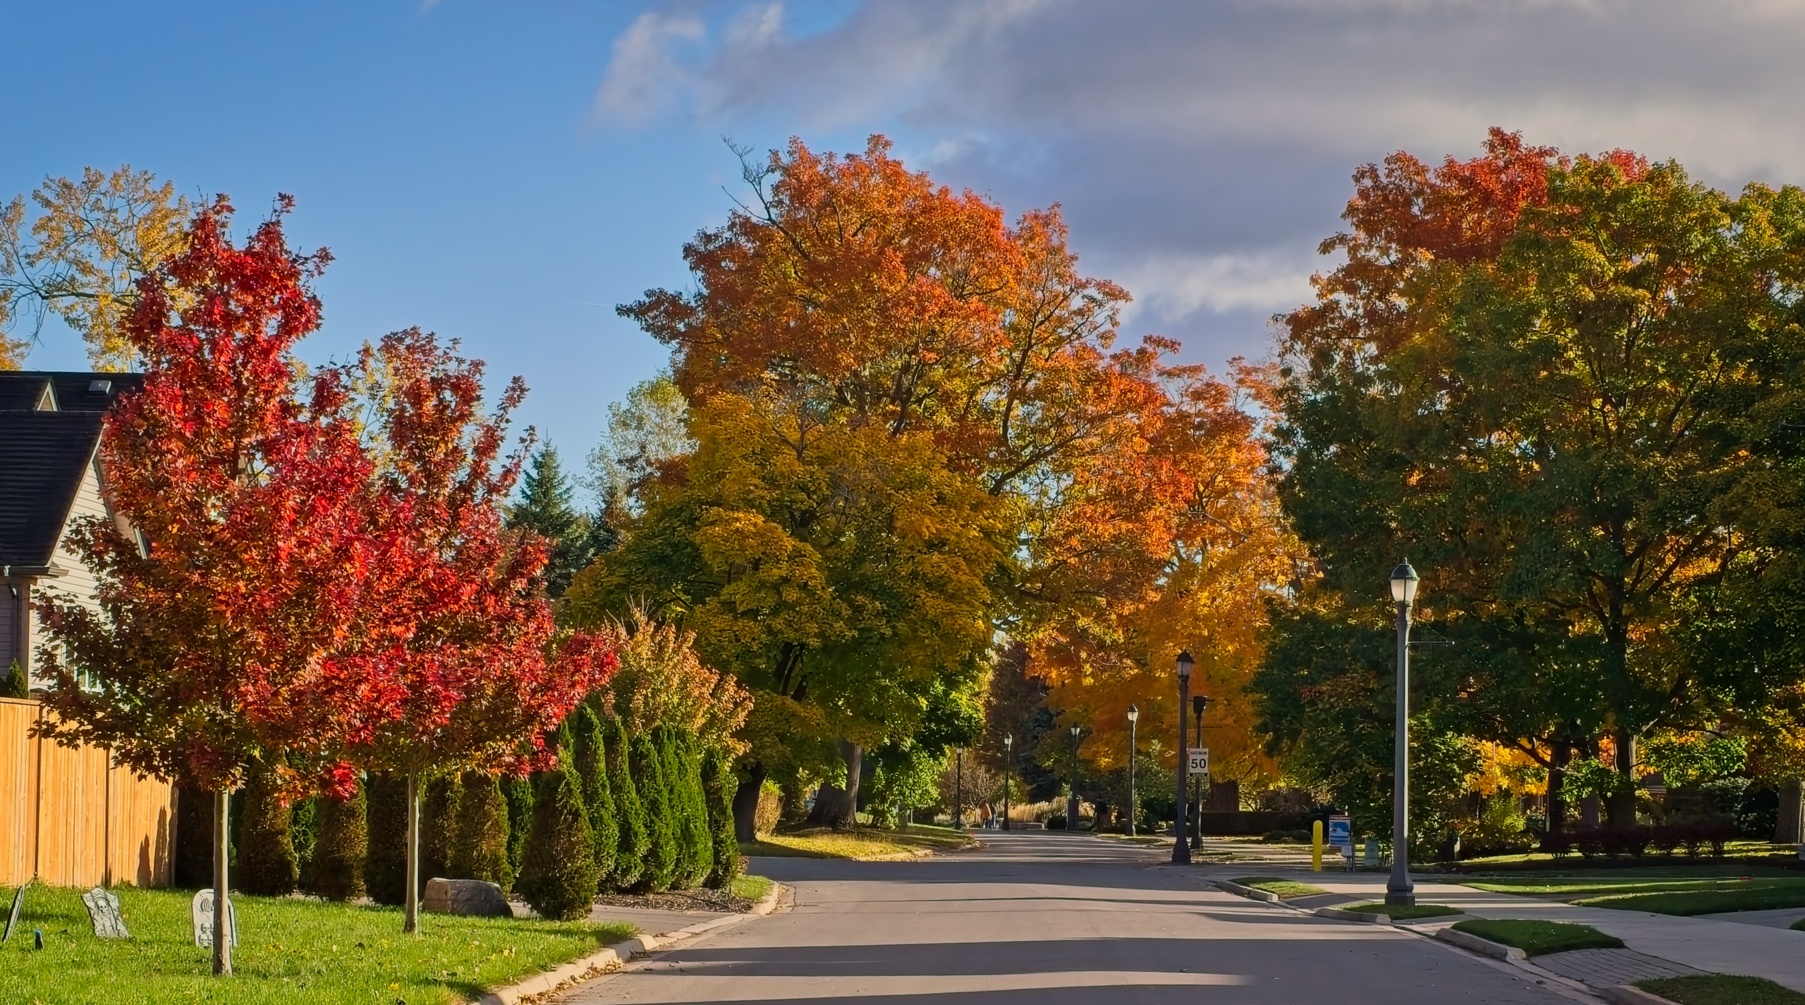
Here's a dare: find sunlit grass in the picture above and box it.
[0,884,635,1005]
[743,825,973,860]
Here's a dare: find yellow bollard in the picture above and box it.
[1312,820,1324,872]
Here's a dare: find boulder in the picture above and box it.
[422,877,512,918]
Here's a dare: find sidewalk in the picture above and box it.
[1232,868,1805,993]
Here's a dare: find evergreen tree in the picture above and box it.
[365,772,409,905]
[309,778,368,901]
[670,733,711,889]
[572,705,619,888]
[503,775,535,884]
[421,775,459,882]
[236,759,299,896]
[449,771,512,889]
[506,444,594,598]
[631,731,678,891]
[607,720,650,890]
[702,748,741,889]
[3,660,27,698]
[516,761,599,921]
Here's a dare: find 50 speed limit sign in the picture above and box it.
[1187,748,1210,776]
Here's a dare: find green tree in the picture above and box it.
[667,731,711,889]
[516,761,599,921]
[605,719,650,890]
[365,772,410,906]
[702,748,740,888]
[571,705,619,888]
[631,732,679,891]
[3,661,26,699]
[309,779,368,902]
[506,445,595,599]
[503,776,535,884]
[236,758,299,896]
[448,771,512,889]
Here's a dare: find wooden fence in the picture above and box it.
[0,697,176,887]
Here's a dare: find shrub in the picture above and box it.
[669,732,712,889]
[421,775,458,881]
[365,772,409,905]
[607,720,650,890]
[1600,825,1650,859]
[516,761,599,920]
[503,775,534,882]
[631,731,679,892]
[449,771,512,889]
[1704,818,1738,858]
[754,780,782,836]
[571,705,618,887]
[236,760,299,896]
[308,778,368,901]
[3,660,27,698]
[702,748,740,888]
[1650,824,1681,857]
[1539,831,1575,858]
[1574,829,1606,859]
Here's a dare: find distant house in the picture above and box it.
[0,370,143,690]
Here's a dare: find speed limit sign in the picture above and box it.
[1187,748,1210,776]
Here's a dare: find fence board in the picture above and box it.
[0,697,175,887]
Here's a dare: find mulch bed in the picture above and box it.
[592,888,755,913]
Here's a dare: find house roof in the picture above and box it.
[0,371,140,569]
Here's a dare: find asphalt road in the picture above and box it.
[562,832,1581,1005]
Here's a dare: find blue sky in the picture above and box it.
[9,1,1805,504]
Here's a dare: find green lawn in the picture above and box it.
[1346,902,1461,919]
[1463,867,1805,916]
[1638,975,1805,1005]
[1232,876,1328,899]
[1449,918,1624,956]
[743,824,974,860]
[0,884,635,1005]
[729,874,774,903]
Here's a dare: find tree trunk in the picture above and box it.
[403,774,421,934]
[806,741,863,829]
[1580,793,1601,830]
[1545,739,1570,841]
[1607,728,1637,827]
[731,764,767,843]
[212,788,231,975]
[1777,779,1803,845]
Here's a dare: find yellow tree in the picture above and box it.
[0,165,191,368]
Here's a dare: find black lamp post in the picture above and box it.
[1003,733,1014,831]
[1067,724,1082,831]
[1191,693,1210,841]
[954,746,964,829]
[1173,651,1194,865]
[1386,560,1421,907]
[1126,704,1140,837]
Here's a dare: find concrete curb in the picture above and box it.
[1434,926,1527,961]
[1211,879,1282,904]
[1313,906,1394,925]
[1606,987,1682,1005]
[471,881,787,1005]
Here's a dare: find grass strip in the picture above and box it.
[742,826,971,860]
[1,884,635,1005]
[1449,918,1623,957]
[1231,876,1329,899]
[1578,886,1805,916]
[1637,975,1805,1005]
[729,874,774,903]
[1345,902,1461,919]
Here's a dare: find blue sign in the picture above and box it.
[1327,815,1352,850]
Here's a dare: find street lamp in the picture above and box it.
[1191,693,1210,842]
[1003,733,1014,831]
[1387,560,1421,907]
[1067,724,1082,832]
[954,746,964,829]
[1126,704,1140,837]
[1173,651,1194,865]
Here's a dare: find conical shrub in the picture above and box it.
[308,777,368,901]
[449,771,512,889]
[516,761,599,920]
[572,706,618,887]
[631,731,678,891]
[365,772,409,905]
[421,775,459,882]
[702,748,741,889]
[504,775,534,883]
[608,721,649,890]
[236,759,299,896]
[669,733,711,889]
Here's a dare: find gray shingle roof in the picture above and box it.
[0,371,140,568]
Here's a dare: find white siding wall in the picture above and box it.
[29,456,108,688]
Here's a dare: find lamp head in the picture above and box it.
[1175,650,1194,680]
[1191,694,1209,717]
[1070,724,1081,738]
[1390,560,1420,605]
[1004,733,1013,750]
[1127,704,1139,724]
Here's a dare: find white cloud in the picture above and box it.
[1110,252,1319,322]
[594,11,707,124]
